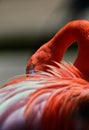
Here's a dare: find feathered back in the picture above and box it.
[1,20,89,130]
[1,62,89,130]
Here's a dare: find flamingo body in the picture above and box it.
[1,63,89,130]
[0,20,89,130]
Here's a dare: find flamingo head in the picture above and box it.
[26,20,89,81]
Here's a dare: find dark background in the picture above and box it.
[0,0,89,86]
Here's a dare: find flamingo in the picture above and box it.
[0,20,89,130]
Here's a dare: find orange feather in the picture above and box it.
[0,20,89,130]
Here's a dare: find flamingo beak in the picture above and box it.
[28,64,35,74]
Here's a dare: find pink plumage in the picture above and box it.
[0,20,89,130]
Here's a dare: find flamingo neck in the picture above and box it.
[46,20,89,79]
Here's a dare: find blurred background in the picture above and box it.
[0,0,89,86]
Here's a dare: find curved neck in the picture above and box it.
[46,20,89,79]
